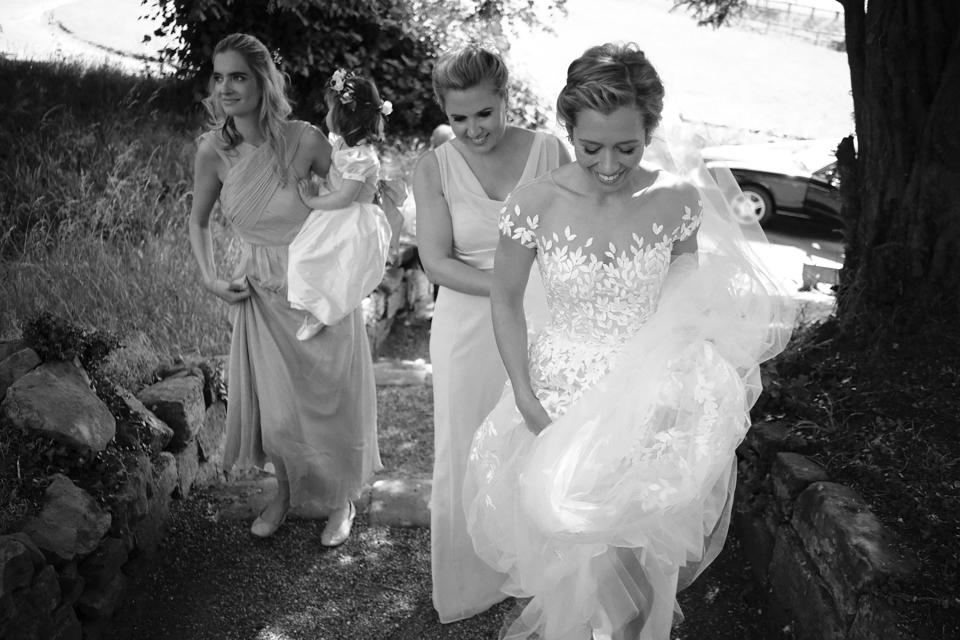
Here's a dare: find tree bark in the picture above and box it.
[837,0,960,333]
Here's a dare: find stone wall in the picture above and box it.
[0,248,432,640]
[735,421,918,640]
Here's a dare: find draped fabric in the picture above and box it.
[204,121,381,511]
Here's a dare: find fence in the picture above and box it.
[738,0,846,49]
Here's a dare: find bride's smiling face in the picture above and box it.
[571,106,647,190]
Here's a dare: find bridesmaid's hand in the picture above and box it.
[517,397,551,436]
[205,276,251,304]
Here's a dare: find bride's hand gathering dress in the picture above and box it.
[464,156,794,639]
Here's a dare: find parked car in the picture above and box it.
[701,138,842,227]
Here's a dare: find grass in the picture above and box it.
[0,57,235,357]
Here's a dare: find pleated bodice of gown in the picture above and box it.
[203,121,380,510]
[429,131,562,622]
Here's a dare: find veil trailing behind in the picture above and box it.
[463,123,796,640]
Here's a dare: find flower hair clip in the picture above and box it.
[329,68,360,109]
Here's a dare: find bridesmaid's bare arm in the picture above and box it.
[188,139,250,304]
[413,150,494,296]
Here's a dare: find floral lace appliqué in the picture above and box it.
[499,199,703,418]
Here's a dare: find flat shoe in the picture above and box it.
[251,506,288,538]
[321,501,355,547]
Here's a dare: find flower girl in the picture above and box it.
[288,69,404,340]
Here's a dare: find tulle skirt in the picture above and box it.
[465,253,790,639]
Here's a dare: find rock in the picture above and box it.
[0,592,44,640]
[6,533,46,569]
[28,564,60,613]
[75,571,125,620]
[57,562,85,606]
[0,361,116,452]
[196,403,227,488]
[196,401,226,466]
[0,536,36,598]
[113,386,173,453]
[768,525,847,640]
[153,452,179,499]
[792,482,918,618]
[394,242,418,266]
[78,538,127,590]
[22,474,112,564]
[381,266,407,317]
[137,374,205,451]
[108,454,151,540]
[172,439,200,498]
[48,603,82,640]
[362,289,387,326]
[771,452,829,511]
[739,420,811,464]
[373,358,433,386]
[373,319,395,356]
[848,593,912,640]
[366,477,431,528]
[0,347,41,400]
[732,507,776,585]
[404,267,434,318]
[0,339,27,362]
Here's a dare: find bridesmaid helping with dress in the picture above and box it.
[412,45,570,622]
[188,33,380,548]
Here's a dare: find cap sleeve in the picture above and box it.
[673,193,704,242]
[333,144,380,181]
[498,201,539,249]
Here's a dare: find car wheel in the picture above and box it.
[734,186,775,226]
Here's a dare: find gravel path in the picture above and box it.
[106,321,780,639]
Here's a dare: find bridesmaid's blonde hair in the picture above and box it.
[431,45,509,109]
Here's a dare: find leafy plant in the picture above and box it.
[142,0,565,134]
[22,311,121,375]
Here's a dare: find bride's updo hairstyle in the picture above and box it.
[431,44,509,109]
[556,42,664,143]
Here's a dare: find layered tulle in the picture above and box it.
[464,127,796,639]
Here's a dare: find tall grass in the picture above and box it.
[0,57,236,358]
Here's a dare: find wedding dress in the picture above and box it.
[464,135,795,639]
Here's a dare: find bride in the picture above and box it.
[463,42,795,640]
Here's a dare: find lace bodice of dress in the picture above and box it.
[498,195,702,416]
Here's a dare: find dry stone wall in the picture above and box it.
[735,421,918,640]
[0,248,432,640]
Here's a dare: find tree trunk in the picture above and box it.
[837,0,960,334]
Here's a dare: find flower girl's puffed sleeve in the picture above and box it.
[498,202,540,249]
[333,144,381,182]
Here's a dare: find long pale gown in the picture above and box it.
[465,171,794,639]
[429,131,562,622]
[202,121,381,511]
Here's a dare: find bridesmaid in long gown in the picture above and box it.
[188,33,380,547]
[413,45,571,622]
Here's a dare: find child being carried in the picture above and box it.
[288,69,404,340]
